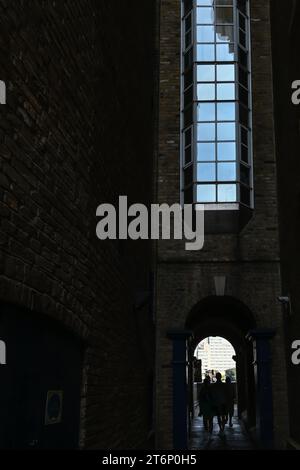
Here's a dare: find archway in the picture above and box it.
[177,295,258,450]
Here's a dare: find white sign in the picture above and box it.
[0,340,6,365]
[0,81,6,104]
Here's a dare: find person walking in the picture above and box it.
[225,376,235,427]
[198,376,214,436]
[211,372,227,435]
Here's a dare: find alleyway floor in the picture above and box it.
[190,414,254,451]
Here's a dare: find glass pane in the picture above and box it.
[240,164,250,185]
[197,163,216,181]
[239,29,246,48]
[197,103,216,122]
[184,69,193,89]
[215,0,233,5]
[218,184,237,202]
[237,0,247,14]
[197,7,214,24]
[217,64,235,81]
[239,13,246,31]
[197,83,215,101]
[184,146,192,165]
[240,185,251,206]
[197,44,215,61]
[198,123,215,141]
[185,15,192,31]
[184,165,193,186]
[217,162,236,181]
[216,43,235,61]
[218,142,236,161]
[197,184,216,202]
[184,128,192,147]
[215,7,234,24]
[197,143,216,161]
[185,31,192,49]
[241,127,248,146]
[217,102,235,121]
[238,47,248,67]
[216,25,234,43]
[217,122,236,140]
[239,67,248,88]
[197,65,215,82]
[184,49,193,69]
[197,0,214,5]
[217,83,235,100]
[241,144,249,163]
[197,25,215,42]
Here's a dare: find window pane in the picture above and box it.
[240,185,251,206]
[184,165,193,186]
[198,103,216,122]
[241,144,249,163]
[197,25,215,42]
[215,7,234,24]
[197,0,214,5]
[184,146,192,165]
[217,102,235,121]
[184,128,192,147]
[218,184,237,202]
[217,64,235,81]
[217,142,236,161]
[215,0,233,5]
[197,163,216,181]
[240,164,250,185]
[217,122,236,140]
[197,7,214,24]
[197,143,216,161]
[185,15,192,31]
[216,43,235,61]
[241,127,248,146]
[185,31,192,49]
[216,25,234,43]
[197,83,215,101]
[217,83,235,100]
[197,65,215,82]
[198,123,215,141]
[217,162,236,181]
[197,184,216,202]
[197,44,215,61]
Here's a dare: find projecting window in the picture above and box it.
[181,0,253,208]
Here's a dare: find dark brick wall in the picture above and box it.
[0,0,156,449]
[155,0,289,449]
[271,0,300,446]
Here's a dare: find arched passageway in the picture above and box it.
[186,296,257,434]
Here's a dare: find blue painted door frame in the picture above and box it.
[247,328,276,449]
[167,330,193,450]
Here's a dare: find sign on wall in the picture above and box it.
[45,391,63,425]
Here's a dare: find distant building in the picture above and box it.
[195,337,235,378]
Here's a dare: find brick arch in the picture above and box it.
[185,295,257,426]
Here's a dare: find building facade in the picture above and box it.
[155,0,289,449]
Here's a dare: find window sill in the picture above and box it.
[203,203,253,234]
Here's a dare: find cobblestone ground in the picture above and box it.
[190,413,254,451]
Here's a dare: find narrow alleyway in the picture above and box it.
[190,413,254,451]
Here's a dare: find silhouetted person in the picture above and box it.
[225,376,235,427]
[211,372,227,434]
[199,376,214,435]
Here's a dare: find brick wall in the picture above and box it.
[156,0,289,449]
[0,0,156,449]
[271,0,300,446]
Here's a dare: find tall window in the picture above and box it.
[181,0,252,208]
